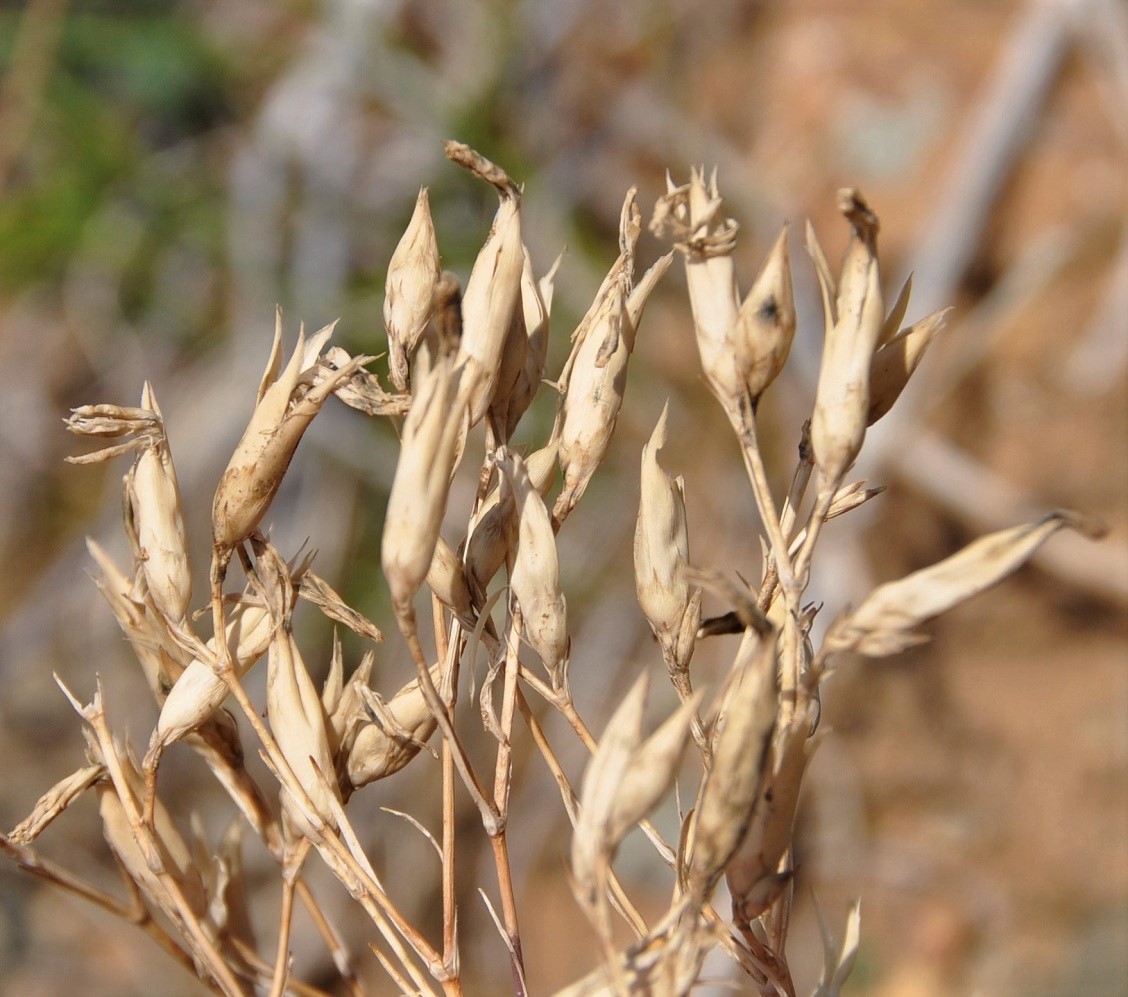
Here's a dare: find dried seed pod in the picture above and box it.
[650,169,743,405]
[686,630,777,900]
[498,451,568,683]
[382,354,469,616]
[267,626,340,835]
[810,190,885,486]
[733,226,796,405]
[554,190,670,525]
[866,308,949,424]
[498,251,562,441]
[634,403,695,671]
[384,187,440,391]
[345,664,443,790]
[128,383,192,622]
[427,534,476,624]
[212,311,366,551]
[150,592,275,752]
[9,765,104,844]
[828,511,1091,656]
[67,387,192,623]
[456,184,524,427]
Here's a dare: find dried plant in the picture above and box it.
[3,143,1099,997]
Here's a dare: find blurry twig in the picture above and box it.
[0,0,68,193]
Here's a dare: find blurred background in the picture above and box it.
[0,0,1125,994]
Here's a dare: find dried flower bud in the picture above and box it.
[650,168,743,404]
[151,592,275,752]
[867,308,949,424]
[267,626,340,835]
[733,226,796,404]
[810,190,885,486]
[554,190,670,525]
[382,354,469,615]
[687,630,776,900]
[384,187,440,391]
[634,403,694,671]
[212,310,366,551]
[498,451,568,683]
[457,185,524,427]
[345,664,443,790]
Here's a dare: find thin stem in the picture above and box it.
[488,606,525,989]
[432,597,460,977]
[0,834,202,984]
[294,881,362,997]
[268,839,310,997]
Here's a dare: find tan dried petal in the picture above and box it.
[298,571,383,644]
[829,511,1089,656]
[10,765,104,844]
[384,187,440,391]
[867,308,949,424]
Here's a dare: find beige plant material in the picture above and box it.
[86,539,186,701]
[493,250,562,441]
[382,352,469,616]
[554,190,671,524]
[258,545,340,836]
[322,345,411,417]
[345,664,443,790]
[686,630,777,901]
[828,511,1093,656]
[212,310,369,551]
[867,307,950,424]
[498,451,568,683]
[650,168,742,404]
[298,571,383,644]
[447,142,525,428]
[810,189,885,486]
[426,535,477,627]
[9,765,105,844]
[384,186,440,391]
[150,588,275,753]
[89,734,208,921]
[812,899,862,997]
[634,403,697,674]
[734,226,797,405]
[67,384,192,623]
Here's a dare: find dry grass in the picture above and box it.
[1,140,1098,996]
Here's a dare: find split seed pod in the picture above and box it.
[554,190,671,525]
[634,403,696,673]
[498,451,568,683]
[212,311,368,551]
[454,160,524,427]
[810,190,885,487]
[384,187,440,391]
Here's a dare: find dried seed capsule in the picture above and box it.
[381,354,469,615]
[212,311,366,551]
[634,403,694,671]
[384,187,440,391]
[457,191,525,427]
[810,190,885,486]
[498,451,568,683]
[733,226,796,405]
